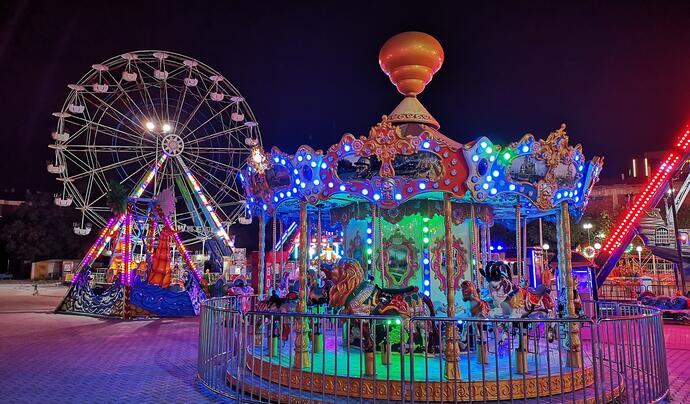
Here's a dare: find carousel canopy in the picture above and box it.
[240,32,603,224]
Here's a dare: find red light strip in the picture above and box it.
[602,127,690,254]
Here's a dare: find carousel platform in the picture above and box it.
[226,330,622,402]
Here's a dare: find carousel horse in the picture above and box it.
[459,280,491,362]
[321,258,437,354]
[479,261,556,343]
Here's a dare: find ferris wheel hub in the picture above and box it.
[162,134,184,157]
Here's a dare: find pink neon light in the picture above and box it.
[602,127,690,254]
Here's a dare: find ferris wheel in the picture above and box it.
[48,50,260,255]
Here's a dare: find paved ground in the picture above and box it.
[0,283,222,403]
[0,282,688,403]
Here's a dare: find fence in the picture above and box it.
[599,281,688,301]
[198,298,669,403]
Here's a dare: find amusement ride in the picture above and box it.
[50,51,259,318]
[226,32,616,401]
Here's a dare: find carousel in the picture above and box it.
[233,32,605,401]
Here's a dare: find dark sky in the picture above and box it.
[1,0,690,192]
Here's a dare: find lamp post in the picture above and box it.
[636,245,643,269]
[583,223,593,246]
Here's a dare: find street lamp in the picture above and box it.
[583,223,593,246]
[635,245,643,269]
[542,243,550,251]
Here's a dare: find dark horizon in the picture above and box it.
[1,0,690,193]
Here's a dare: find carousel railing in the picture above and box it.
[197,297,669,403]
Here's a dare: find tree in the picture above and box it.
[0,192,87,265]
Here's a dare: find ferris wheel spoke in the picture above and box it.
[186,153,242,176]
[132,63,163,124]
[103,69,152,122]
[181,100,235,141]
[183,124,249,146]
[63,151,156,182]
[55,144,157,153]
[80,92,149,140]
[175,83,214,137]
[65,114,146,145]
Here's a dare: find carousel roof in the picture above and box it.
[240,32,603,224]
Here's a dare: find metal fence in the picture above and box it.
[198,298,669,403]
[599,282,687,301]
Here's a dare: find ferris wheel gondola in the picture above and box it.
[49,50,259,260]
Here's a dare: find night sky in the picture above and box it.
[1,0,690,192]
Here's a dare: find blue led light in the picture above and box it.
[482,183,489,190]
[273,196,278,202]
[300,182,306,188]
[472,155,479,162]
[262,203,267,211]
[424,280,430,286]
[297,155,303,162]
[366,228,372,234]
[292,187,297,193]
[578,165,584,171]
[395,193,402,200]
[295,179,301,184]
[280,159,286,165]
[313,179,320,186]
[556,192,562,199]
[522,145,529,153]
[306,154,312,160]
[493,170,499,177]
[489,155,495,162]
[480,141,487,149]
[239,173,244,181]
[321,162,327,169]
[487,176,493,181]
[423,258,430,265]
[423,290,430,296]
[509,184,516,191]
[575,196,580,202]
[279,192,284,198]
[273,156,280,163]
[343,144,351,152]
[328,182,334,188]
[366,238,372,244]
[293,169,299,174]
[310,161,317,168]
[362,189,369,195]
[339,185,346,191]
[577,182,582,188]
[287,191,292,197]
[490,188,497,195]
[497,245,504,251]
[422,141,430,149]
[419,183,427,190]
[373,193,381,201]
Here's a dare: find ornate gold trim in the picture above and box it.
[239,351,600,402]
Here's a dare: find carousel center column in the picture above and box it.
[443,193,462,380]
[293,201,311,368]
[557,201,582,368]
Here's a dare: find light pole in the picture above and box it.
[636,245,643,271]
[583,223,593,246]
